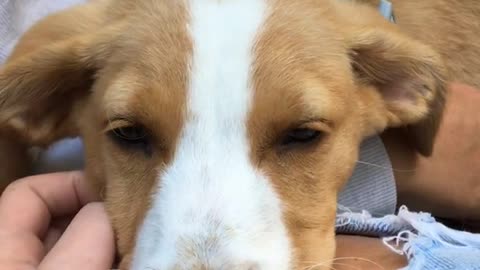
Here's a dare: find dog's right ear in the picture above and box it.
[0,29,116,146]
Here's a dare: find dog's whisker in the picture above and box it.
[331,261,364,270]
[356,160,416,173]
[301,259,343,270]
[302,256,385,270]
[330,257,385,270]
[304,262,338,270]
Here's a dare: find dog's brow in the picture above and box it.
[297,117,334,128]
[102,112,137,128]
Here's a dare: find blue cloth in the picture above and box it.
[336,206,480,270]
[338,136,396,216]
[379,0,396,23]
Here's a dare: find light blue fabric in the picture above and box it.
[379,0,396,23]
[336,206,480,270]
[338,136,396,216]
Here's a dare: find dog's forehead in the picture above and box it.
[102,0,352,125]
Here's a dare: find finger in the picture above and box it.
[0,171,98,237]
[0,230,43,270]
[43,216,74,253]
[39,203,115,270]
[42,229,63,255]
[0,172,96,268]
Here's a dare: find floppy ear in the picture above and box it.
[0,32,114,146]
[349,28,447,156]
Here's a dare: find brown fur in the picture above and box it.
[0,0,479,269]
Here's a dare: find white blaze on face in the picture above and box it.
[130,0,291,269]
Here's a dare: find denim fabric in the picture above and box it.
[338,136,396,216]
[337,206,480,270]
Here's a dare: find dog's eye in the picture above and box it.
[280,128,323,147]
[114,126,147,141]
[109,125,151,154]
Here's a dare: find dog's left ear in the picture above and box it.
[348,28,447,156]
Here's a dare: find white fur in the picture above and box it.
[131,0,291,269]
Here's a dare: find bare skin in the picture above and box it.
[335,236,407,270]
[386,83,480,220]
[0,172,115,270]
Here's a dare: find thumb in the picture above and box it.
[39,203,115,270]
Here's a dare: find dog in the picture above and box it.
[1,0,479,269]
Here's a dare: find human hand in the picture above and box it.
[384,83,480,220]
[0,172,115,270]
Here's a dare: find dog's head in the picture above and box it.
[0,0,446,269]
